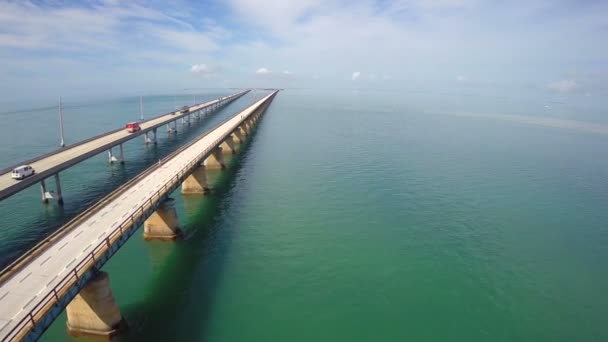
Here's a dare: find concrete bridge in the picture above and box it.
[0,91,278,341]
[0,90,249,203]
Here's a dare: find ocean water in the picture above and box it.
[1,89,607,341]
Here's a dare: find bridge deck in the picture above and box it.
[0,91,248,202]
[0,91,276,341]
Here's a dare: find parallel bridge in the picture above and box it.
[0,90,249,203]
[0,91,278,341]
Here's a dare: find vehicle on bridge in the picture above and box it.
[125,122,141,133]
[179,105,190,114]
[11,165,35,180]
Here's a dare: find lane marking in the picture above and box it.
[19,273,32,283]
[81,243,92,254]
[22,296,37,310]
[45,275,58,288]
[64,258,76,269]
[39,256,52,266]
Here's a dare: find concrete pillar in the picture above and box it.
[181,166,209,194]
[233,130,244,144]
[54,173,64,205]
[144,130,156,144]
[119,144,124,164]
[108,146,123,164]
[239,125,249,137]
[66,271,125,338]
[40,179,48,204]
[143,198,181,240]
[204,147,225,170]
[244,121,252,131]
[220,136,237,154]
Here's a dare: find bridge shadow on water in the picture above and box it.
[117,137,258,342]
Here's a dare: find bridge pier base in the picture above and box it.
[66,271,126,338]
[204,147,225,170]
[220,136,237,154]
[144,130,156,144]
[181,165,209,194]
[239,125,249,137]
[233,130,244,144]
[243,121,252,132]
[40,174,64,204]
[108,144,124,164]
[143,198,181,240]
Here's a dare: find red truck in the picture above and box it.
[125,122,141,133]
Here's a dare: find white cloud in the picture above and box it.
[256,67,271,75]
[389,0,478,12]
[456,75,468,82]
[547,79,579,93]
[352,71,361,81]
[283,70,293,75]
[190,64,213,74]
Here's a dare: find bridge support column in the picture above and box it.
[144,130,156,144]
[54,173,64,205]
[243,121,252,132]
[233,130,244,144]
[181,165,209,194]
[40,179,48,204]
[204,147,225,170]
[119,144,124,163]
[239,124,249,136]
[220,136,237,154]
[108,145,124,164]
[144,198,181,240]
[66,271,125,338]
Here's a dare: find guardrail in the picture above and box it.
[0,90,277,342]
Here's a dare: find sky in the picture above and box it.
[0,0,607,103]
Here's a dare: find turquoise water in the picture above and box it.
[1,89,608,341]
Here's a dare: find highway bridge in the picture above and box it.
[0,90,249,203]
[0,91,278,341]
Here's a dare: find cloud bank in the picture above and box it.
[0,0,606,100]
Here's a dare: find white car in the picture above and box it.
[11,165,35,180]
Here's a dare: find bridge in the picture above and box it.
[0,91,278,341]
[0,90,249,203]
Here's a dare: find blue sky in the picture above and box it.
[0,0,606,102]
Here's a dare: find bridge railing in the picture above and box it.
[1,90,276,342]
